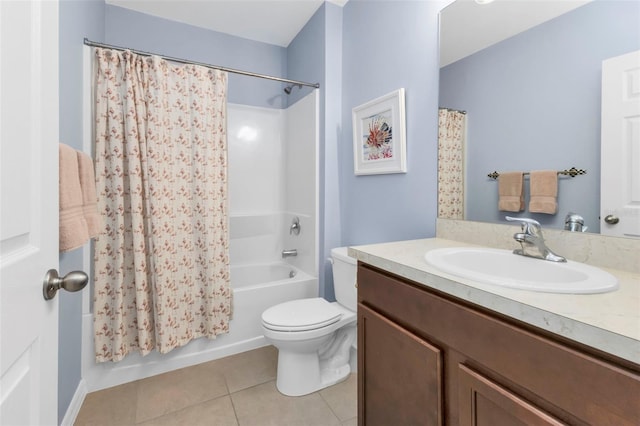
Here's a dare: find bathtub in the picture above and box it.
[232,262,301,290]
[229,263,318,340]
[82,262,318,392]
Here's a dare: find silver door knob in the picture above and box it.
[604,215,619,225]
[43,269,88,300]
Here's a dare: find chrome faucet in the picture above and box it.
[506,216,566,262]
[289,216,301,235]
[282,249,298,258]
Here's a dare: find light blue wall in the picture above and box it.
[439,0,640,232]
[287,5,329,299]
[341,0,442,246]
[105,5,288,109]
[286,3,344,301]
[286,5,324,108]
[322,3,344,302]
[58,0,105,423]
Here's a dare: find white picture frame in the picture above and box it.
[352,88,406,175]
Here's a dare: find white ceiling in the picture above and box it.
[106,0,347,47]
[106,0,592,63]
[440,0,592,67]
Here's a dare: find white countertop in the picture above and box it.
[349,238,640,365]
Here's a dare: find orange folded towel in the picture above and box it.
[59,144,89,252]
[77,151,102,238]
[529,170,558,214]
[498,172,524,212]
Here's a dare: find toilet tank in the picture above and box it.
[330,247,357,311]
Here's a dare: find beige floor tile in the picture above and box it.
[137,395,238,426]
[218,345,278,393]
[135,361,229,423]
[75,348,357,426]
[341,417,358,426]
[231,381,341,426]
[74,381,138,426]
[319,374,357,422]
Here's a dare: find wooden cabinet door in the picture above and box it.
[358,304,443,426]
[458,364,566,426]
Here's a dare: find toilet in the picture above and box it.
[261,246,357,396]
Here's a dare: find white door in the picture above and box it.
[1,1,60,424]
[601,49,640,238]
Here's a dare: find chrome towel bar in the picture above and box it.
[487,167,586,180]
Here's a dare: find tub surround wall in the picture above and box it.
[228,102,285,266]
[228,94,318,276]
[228,103,285,216]
[283,92,319,276]
[230,214,282,265]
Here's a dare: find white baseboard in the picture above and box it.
[60,379,88,426]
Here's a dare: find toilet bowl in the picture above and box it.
[261,247,357,396]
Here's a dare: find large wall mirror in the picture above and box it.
[438,0,639,236]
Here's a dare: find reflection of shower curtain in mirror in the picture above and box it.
[438,109,466,219]
[92,47,231,362]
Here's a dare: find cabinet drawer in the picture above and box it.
[358,263,640,424]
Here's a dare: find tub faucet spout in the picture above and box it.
[282,249,298,258]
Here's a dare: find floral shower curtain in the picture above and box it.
[437,108,466,220]
[93,48,231,362]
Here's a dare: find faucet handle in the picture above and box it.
[505,216,542,234]
[290,216,301,235]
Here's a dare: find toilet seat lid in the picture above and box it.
[262,298,341,331]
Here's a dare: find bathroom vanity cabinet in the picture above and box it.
[357,263,640,426]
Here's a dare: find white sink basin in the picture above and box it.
[424,247,618,294]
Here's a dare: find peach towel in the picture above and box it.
[498,172,524,212]
[59,144,89,252]
[77,151,102,238]
[529,170,558,214]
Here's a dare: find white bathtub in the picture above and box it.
[229,263,318,339]
[232,262,304,289]
[82,262,318,392]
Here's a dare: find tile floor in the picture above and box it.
[75,346,357,426]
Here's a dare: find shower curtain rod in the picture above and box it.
[440,107,467,114]
[83,38,320,89]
